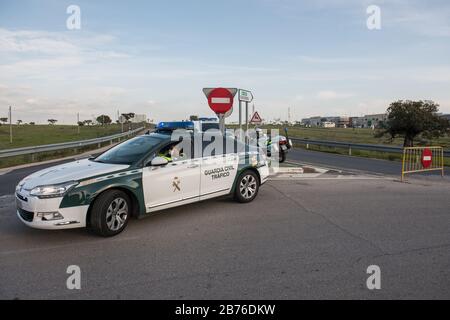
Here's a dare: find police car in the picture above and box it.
[15,121,269,237]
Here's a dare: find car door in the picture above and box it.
[200,135,239,200]
[142,141,200,211]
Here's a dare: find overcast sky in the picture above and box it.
[1,0,450,124]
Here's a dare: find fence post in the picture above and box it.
[348,146,352,156]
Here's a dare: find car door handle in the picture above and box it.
[187,164,199,168]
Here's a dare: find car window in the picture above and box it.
[158,141,191,162]
[95,136,164,165]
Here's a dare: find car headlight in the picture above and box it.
[30,181,78,199]
[15,179,27,193]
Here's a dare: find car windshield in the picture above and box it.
[94,135,165,165]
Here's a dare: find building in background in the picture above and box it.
[301,114,387,128]
[321,121,336,128]
[362,114,387,128]
[130,114,147,123]
[337,116,350,128]
[301,116,322,127]
[349,117,364,128]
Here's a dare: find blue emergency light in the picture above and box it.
[156,121,194,131]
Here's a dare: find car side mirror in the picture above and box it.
[150,156,168,166]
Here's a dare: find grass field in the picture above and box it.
[259,125,450,149]
[254,125,450,166]
[0,124,141,149]
[0,123,146,169]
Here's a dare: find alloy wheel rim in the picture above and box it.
[240,175,257,199]
[106,197,128,231]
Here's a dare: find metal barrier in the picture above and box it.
[0,127,144,160]
[401,147,444,181]
[290,137,450,158]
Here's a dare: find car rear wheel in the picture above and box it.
[89,189,131,237]
[234,170,260,203]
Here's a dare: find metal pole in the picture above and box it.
[219,114,225,135]
[9,106,12,144]
[245,101,249,131]
[238,100,242,137]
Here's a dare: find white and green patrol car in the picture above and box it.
[15,123,269,236]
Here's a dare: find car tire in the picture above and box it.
[89,189,131,237]
[234,170,260,203]
[279,151,286,163]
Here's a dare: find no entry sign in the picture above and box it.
[421,148,432,168]
[206,88,235,114]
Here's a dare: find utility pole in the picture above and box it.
[77,112,80,134]
[119,110,123,133]
[9,106,12,144]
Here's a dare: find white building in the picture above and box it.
[321,121,336,128]
[130,114,147,123]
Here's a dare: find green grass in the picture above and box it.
[259,125,450,149]
[0,124,143,150]
[0,123,148,169]
[235,125,450,165]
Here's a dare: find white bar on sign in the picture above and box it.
[423,156,432,161]
[211,97,230,104]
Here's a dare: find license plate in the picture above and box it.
[281,145,287,151]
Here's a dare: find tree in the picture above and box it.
[83,119,92,126]
[0,117,7,124]
[375,100,450,147]
[48,119,58,125]
[96,115,112,125]
[17,120,23,125]
[189,115,199,121]
[29,122,35,125]
[120,113,135,123]
[77,121,84,127]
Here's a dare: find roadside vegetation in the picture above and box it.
[258,100,450,166]
[0,123,142,149]
[0,123,148,169]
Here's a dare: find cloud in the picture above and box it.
[317,90,355,100]
[297,55,370,64]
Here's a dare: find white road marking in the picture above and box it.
[211,97,230,104]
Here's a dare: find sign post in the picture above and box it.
[203,88,237,135]
[238,89,253,141]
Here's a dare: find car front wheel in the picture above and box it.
[89,189,131,237]
[234,170,260,203]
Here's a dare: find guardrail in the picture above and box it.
[290,137,450,158]
[0,127,144,159]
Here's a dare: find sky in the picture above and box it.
[1,0,450,124]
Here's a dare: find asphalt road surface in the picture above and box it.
[289,148,450,178]
[0,150,449,299]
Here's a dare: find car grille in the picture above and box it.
[18,208,34,222]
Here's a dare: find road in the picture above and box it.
[0,150,449,299]
[288,148,450,178]
[1,148,448,196]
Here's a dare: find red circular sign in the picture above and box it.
[207,88,234,114]
[421,148,432,168]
